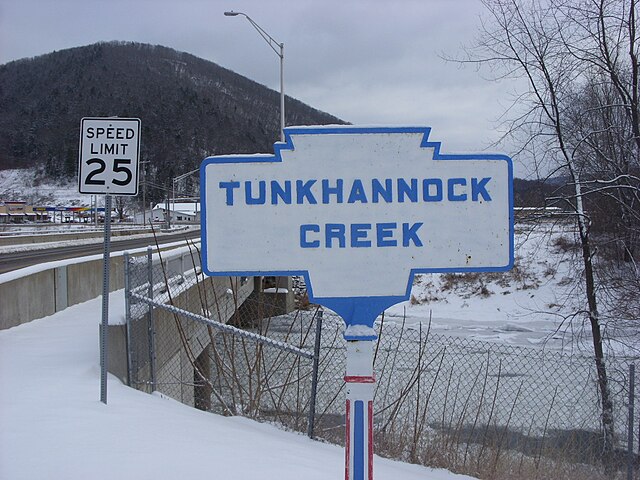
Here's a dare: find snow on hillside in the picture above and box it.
[0,292,476,480]
[0,168,89,206]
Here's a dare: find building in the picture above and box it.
[133,202,201,225]
[0,201,41,223]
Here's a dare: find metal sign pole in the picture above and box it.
[77,117,141,404]
[628,363,635,480]
[344,339,375,480]
[100,193,112,404]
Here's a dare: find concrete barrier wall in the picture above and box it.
[0,247,194,330]
[0,225,193,247]
[0,227,154,247]
[66,257,126,307]
[0,256,128,330]
[1,270,58,328]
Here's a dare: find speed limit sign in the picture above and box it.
[78,117,141,195]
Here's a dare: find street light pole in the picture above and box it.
[171,168,200,225]
[279,43,284,142]
[140,160,150,226]
[224,11,285,142]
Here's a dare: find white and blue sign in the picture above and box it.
[201,126,513,329]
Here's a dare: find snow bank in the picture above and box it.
[0,292,476,480]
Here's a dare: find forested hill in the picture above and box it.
[0,41,344,199]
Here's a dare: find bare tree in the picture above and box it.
[464,0,640,467]
[561,0,640,260]
[113,195,136,222]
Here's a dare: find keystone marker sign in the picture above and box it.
[201,126,513,331]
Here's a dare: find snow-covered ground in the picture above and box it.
[1,176,633,478]
[6,165,640,480]
[385,221,602,353]
[0,291,476,480]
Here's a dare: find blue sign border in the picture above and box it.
[201,126,514,332]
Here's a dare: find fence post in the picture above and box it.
[182,251,188,278]
[628,363,635,480]
[124,252,132,387]
[147,247,157,391]
[307,309,323,439]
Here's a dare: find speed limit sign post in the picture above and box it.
[78,117,141,405]
[79,117,141,195]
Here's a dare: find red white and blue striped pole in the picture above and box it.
[344,338,375,480]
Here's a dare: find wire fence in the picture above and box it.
[123,245,639,479]
[125,245,321,434]
[256,307,639,478]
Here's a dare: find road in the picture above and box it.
[0,228,201,275]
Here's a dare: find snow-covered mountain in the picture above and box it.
[0,41,344,203]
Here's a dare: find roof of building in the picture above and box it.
[152,202,200,214]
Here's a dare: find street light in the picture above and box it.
[224,10,285,142]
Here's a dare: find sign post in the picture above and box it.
[200,126,513,478]
[78,117,141,404]
[100,193,112,404]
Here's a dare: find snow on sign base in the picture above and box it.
[201,126,513,327]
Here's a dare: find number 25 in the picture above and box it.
[85,158,132,186]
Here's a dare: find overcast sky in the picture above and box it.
[0,0,530,176]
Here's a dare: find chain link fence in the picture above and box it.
[122,244,639,479]
[257,307,639,478]
[124,244,322,434]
